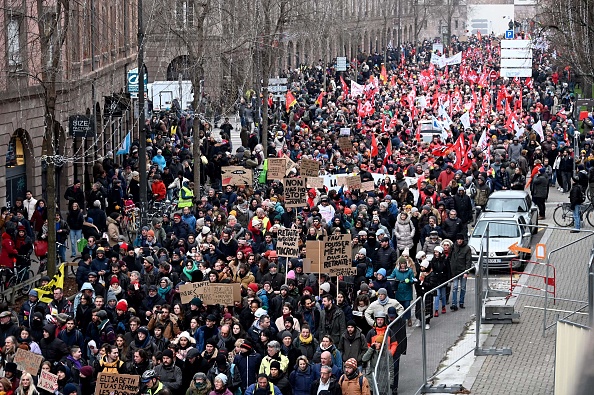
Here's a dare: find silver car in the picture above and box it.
[469,212,532,270]
[482,190,539,234]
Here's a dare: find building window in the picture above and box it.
[7,15,22,67]
[455,19,459,29]
[176,0,194,28]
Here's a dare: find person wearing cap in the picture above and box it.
[18,289,46,328]
[91,246,109,280]
[141,369,172,395]
[414,259,438,329]
[339,357,371,395]
[155,348,183,390]
[261,261,285,291]
[364,286,404,327]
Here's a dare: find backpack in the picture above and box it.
[339,374,364,391]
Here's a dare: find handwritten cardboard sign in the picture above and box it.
[14,348,43,375]
[285,158,297,175]
[277,228,300,258]
[284,178,307,207]
[300,159,320,177]
[222,166,253,186]
[322,234,352,274]
[338,137,351,151]
[329,267,358,276]
[361,181,375,192]
[305,241,323,272]
[95,373,140,395]
[345,175,362,191]
[307,177,324,189]
[38,371,58,392]
[179,281,210,304]
[179,281,241,305]
[267,158,287,180]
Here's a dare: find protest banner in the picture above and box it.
[222,166,253,186]
[95,373,140,395]
[329,267,358,276]
[179,281,209,304]
[283,178,307,207]
[307,177,324,189]
[277,228,300,258]
[14,348,43,375]
[361,180,375,192]
[322,234,352,274]
[345,175,362,191]
[38,371,58,392]
[34,263,65,304]
[202,283,242,306]
[338,137,351,151]
[339,128,351,136]
[267,158,287,180]
[300,158,320,177]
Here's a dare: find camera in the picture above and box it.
[155,310,163,314]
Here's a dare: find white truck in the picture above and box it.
[148,80,194,112]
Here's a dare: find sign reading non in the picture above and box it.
[95,373,140,395]
[14,348,43,375]
[38,371,58,392]
[69,115,95,138]
[284,178,307,207]
[267,158,287,180]
[300,159,320,177]
[277,228,300,258]
[222,166,253,186]
[323,234,352,275]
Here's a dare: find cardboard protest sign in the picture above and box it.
[277,228,300,257]
[202,283,242,306]
[330,267,358,276]
[322,234,352,275]
[283,178,307,207]
[179,281,209,304]
[300,159,320,177]
[38,371,58,392]
[361,181,375,192]
[345,175,362,191]
[338,137,351,151]
[222,166,253,186]
[340,128,351,136]
[95,373,140,395]
[267,158,287,180]
[307,177,324,189]
[285,157,297,175]
[305,241,323,272]
[14,348,43,375]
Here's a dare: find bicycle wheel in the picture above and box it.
[553,205,574,227]
[587,207,594,228]
[20,270,35,295]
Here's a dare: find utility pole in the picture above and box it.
[193,80,204,198]
[138,0,147,226]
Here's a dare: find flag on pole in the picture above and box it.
[371,133,379,157]
[340,76,349,98]
[315,91,325,106]
[116,132,131,155]
[380,65,388,85]
[460,112,471,130]
[286,91,297,112]
[532,120,544,140]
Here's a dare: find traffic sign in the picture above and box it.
[267,85,287,93]
[505,30,514,39]
[535,244,546,260]
[508,242,530,255]
[268,78,288,85]
[336,57,347,72]
[127,68,148,93]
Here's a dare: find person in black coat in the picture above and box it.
[309,365,341,395]
[39,323,69,363]
[64,180,85,211]
[269,361,292,395]
[531,168,549,219]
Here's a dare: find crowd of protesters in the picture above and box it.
[0,31,589,395]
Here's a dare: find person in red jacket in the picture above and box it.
[151,175,167,202]
[0,232,17,268]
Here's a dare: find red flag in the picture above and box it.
[380,65,388,85]
[371,133,379,157]
[451,134,471,172]
[415,124,421,142]
[431,144,452,157]
[340,76,349,98]
[383,139,392,167]
[285,91,297,112]
[477,31,482,41]
[389,75,397,88]
[315,91,326,106]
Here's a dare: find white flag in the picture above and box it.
[532,120,544,140]
[445,52,462,66]
[351,81,364,97]
[460,112,471,130]
[478,129,488,151]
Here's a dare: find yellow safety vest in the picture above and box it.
[178,186,194,207]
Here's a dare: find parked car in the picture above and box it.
[468,212,532,270]
[481,190,539,234]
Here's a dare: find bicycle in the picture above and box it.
[553,202,594,227]
[121,206,140,241]
[0,261,36,302]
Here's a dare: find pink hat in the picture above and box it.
[287,270,296,280]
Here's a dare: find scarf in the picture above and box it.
[347,370,359,380]
[183,262,199,279]
[299,333,313,344]
[378,297,389,306]
[158,285,171,298]
[67,355,83,370]
[100,357,121,373]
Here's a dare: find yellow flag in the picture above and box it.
[34,263,65,304]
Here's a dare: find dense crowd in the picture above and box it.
[0,32,589,395]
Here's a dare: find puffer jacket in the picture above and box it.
[289,364,317,395]
[394,214,415,250]
[232,350,263,390]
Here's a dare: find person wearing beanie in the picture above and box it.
[211,373,231,394]
[233,338,264,391]
[362,333,392,393]
[338,320,368,370]
[387,256,416,327]
[371,268,394,301]
[339,357,371,395]
[244,374,283,395]
[364,285,404,327]
[187,372,211,395]
[63,382,79,395]
[268,358,292,395]
[354,247,373,287]
[206,354,240,394]
[155,345,183,390]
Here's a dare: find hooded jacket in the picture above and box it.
[39,323,69,362]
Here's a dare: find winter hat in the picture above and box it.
[281,331,293,340]
[116,300,128,312]
[214,373,228,385]
[190,297,203,307]
[360,283,369,292]
[63,383,78,395]
[320,283,330,293]
[377,268,387,277]
[378,288,388,296]
[270,361,281,370]
[162,349,174,359]
[402,248,410,257]
[248,283,259,293]
[287,270,296,280]
[345,358,358,369]
[358,248,367,255]
[79,366,93,378]
[420,259,430,268]
[110,277,119,285]
[346,320,357,328]
[95,310,108,321]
